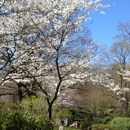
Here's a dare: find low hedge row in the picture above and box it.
[92,117,130,130]
[92,124,118,130]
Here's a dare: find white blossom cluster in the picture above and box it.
[86,69,130,103]
[0,0,110,100]
[117,70,130,81]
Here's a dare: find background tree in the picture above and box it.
[100,21,130,115]
[102,41,130,88]
[115,21,130,42]
[85,84,118,117]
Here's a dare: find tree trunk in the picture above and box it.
[124,93,129,116]
[120,75,123,88]
[48,103,53,120]
[125,101,129,116]
[17,83,23,102]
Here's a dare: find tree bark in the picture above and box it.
[48,103,53,120]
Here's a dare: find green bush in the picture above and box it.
[109,117,130,130]
[0,96,47,116]
[55,108,72,119]
[93,116,112,124]
[0,113,4,130]
[35,115,54,130]
[0,112,53,130]
[80,120,92,130]
[0,97,53,130]
[19,95,47,115]
[70,107,92,121]
[3,112,28,130]
[92,124,118,130]
[104,108,115,116]
[0,103,19,114]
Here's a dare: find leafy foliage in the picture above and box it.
[55,108,72,119]
[0,95,47,115]
[70,107,92,121]
[93,116,112,124]
[19,95,47,115]
[109,117,130,130]
[80,120,92,130]
[0,112,53,130]
[0,96,53,129]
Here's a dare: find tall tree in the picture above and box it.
[0,0,110,119]
[100,21,130,115]
[102,41,130,87]
[115,21,130,42]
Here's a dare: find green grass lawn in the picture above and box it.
[65,127,81,130]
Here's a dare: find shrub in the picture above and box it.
[104,108,115,116]
[19,95,47,115]
[3,112,28,130]
[0,113,4,130]
[80,120,92,130]
[69,107,93,121]
[109,117,130,130]
[0,103,19,114]
[55,108,72,119]
[1,112,53,130]
[35,115,54,130]
[93,116,112,124]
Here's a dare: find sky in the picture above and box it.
[89,0,130,48]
